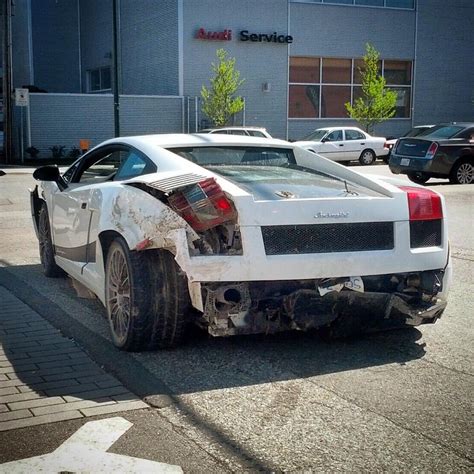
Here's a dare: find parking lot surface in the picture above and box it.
[0,165,472,471]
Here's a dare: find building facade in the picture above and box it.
[4,0,474,156]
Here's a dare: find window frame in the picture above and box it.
[289,0,415,10]
[289,56,413,120]
[87,66,112,93]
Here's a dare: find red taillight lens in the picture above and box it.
[168,178,237,231]
[425,142,438,158]
[399,186,443,221]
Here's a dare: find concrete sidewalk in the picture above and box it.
[0,285,147,432]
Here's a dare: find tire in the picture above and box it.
[407,172,430,185]
[382,154,390,164]
[38,204,65,277]
[359,149,376,165]
[449,160,474,184]
[105,238,189,351]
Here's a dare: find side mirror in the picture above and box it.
[321,137,328,143]
[33,165,67,191]
[0,170,5,177]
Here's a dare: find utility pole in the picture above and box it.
[112,0,120,137]
[2,0,14,164]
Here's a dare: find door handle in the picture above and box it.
[360,142,365,145]
[81,202,87,209]
[339,144,344,147]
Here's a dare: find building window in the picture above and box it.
[290,0,415,9]
[289,57,412,119]
[87,67,112,92]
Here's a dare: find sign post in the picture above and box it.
[15,88,29,164]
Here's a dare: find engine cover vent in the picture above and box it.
[148,173,208,193]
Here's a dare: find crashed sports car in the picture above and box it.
[31,134,451,350]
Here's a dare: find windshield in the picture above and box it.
[168,146,296,167]
[422,125,463,139]
[301,129,327,142]
[404,127,432,138]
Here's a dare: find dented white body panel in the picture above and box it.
[33,133,451,325]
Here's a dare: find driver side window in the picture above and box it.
[326,130,343,141]
[78,151,124,184]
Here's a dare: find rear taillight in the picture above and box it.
[400,186,443,221]
[425,142,438,159]
[168,178,237,231]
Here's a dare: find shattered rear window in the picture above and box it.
[168,146,296,167]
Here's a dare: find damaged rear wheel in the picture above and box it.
[105,237,190,351]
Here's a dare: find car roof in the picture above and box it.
[313,127,365,132]
[201,126,268,132]
[99,133,288,149]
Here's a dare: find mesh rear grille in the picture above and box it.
[261,222,394,255]
[410,220,442,248]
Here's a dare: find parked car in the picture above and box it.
[31,134,450,350]
[389,123,474,184]
[383,125,435,163]
[293,127,389,165]
[200,126,272,138]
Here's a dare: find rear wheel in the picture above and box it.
[105,238,189,351]
[407,172,430,185]
[450,160,474,184]
[359,149,376,165]
[38,204,65,277]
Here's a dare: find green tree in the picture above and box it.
[345,44,397,133]
[201,49,245,127]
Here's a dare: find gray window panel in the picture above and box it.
[89,70,101,91]
[355,0,384,5]
[323,0,354,4]
[101,67,111,90]
[385,0,414,8]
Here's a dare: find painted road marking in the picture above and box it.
[0,417,183,473]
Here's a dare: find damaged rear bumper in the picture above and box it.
[200,269,449,337]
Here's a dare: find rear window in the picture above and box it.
[168,146,295,167]
[423,125,463,139]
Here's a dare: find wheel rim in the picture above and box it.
[457,163,473,184]
[38,212,52,265]
[107,247,131,343]
[361,151,374,164]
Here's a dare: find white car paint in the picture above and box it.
[294,126,389,163]
[32,133,450,342]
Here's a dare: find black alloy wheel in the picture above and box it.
[450,160,474,184]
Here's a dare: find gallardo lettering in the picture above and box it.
[240,30,293,44]
[196,28,232,41]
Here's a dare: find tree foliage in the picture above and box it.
[345,44,397,133]
[201,49,245,127]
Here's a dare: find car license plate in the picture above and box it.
[400,158,410,166]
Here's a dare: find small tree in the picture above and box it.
[201,49,245,127]
[345,44,397,133]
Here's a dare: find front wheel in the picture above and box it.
[38,204,65,277]
[359,149,376,165]
[450,160,474,184]
[407,172,430,185]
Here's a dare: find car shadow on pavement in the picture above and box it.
[0,264,427,397]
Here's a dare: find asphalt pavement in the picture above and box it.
[0,164,472,472]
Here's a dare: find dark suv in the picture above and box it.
[389,123,474,184]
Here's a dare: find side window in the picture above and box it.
[345,130,365,140]
[211,130,229,135]
[228,130,247,136]
[77,151,123,183]
[115,150,156,180]
[326,130,343,141]
[248,130,266,137]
